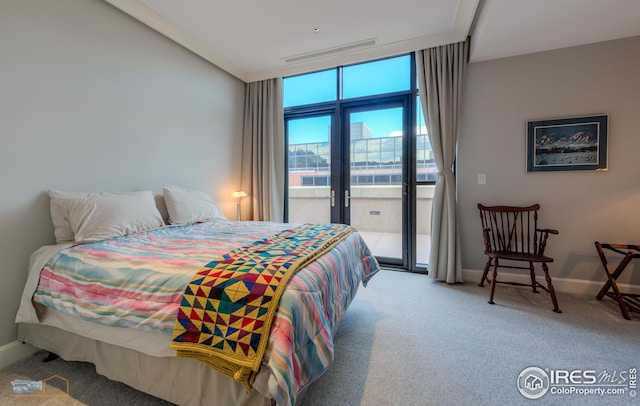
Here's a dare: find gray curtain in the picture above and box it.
[416,40,469,283]
[240,78,285,222]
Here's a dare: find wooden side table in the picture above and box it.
[594,242,640,320]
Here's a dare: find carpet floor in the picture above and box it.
[2,270,638,405]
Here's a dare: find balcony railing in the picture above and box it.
[288,185,433,266]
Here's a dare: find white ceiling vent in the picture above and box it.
[283,38,379,64]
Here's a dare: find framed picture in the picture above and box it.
[527,115,608,172]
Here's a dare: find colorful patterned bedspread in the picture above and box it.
[32,219,379,406]
[171,223,355,392]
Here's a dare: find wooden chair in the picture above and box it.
[477,204,561,313]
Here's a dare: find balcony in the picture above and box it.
[288,184,433,266]
[288,134,435,267]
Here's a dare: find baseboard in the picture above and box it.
[462,268,640,296]
[0,340,39,369]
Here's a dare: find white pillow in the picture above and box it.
[49,190,164,243]
[162,184,226,225]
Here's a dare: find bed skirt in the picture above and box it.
[18,323,273,406]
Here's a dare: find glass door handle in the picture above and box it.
[330,190,335,207]
[345,190,351,208]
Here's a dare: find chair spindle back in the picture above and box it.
[478,204,540,255]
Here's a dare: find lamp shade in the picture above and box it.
[231,191,248,198]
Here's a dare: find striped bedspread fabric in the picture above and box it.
[32,219,379,406]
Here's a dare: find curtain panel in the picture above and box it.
[240,78,285,222]
[416,39,469,283]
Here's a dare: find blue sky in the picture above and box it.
[351,108,403,138]
[288,108,403,145]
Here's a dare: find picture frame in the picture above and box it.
[526,115,608,172]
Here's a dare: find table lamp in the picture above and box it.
[231,191,248,221]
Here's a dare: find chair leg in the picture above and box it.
[479,258,492,287]
[488,259,498,305]
[542,262,561,313]
[529,262,538,293]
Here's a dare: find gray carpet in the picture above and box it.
[2,270,638,405]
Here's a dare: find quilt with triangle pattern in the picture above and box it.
[170,223,355,391]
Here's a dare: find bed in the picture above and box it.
[14,187,379,406]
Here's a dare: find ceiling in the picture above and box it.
[105,0,640,83]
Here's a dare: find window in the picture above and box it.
[283,69,337,108]
[342,55,411,99]
[284,54,435,271]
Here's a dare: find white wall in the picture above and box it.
[459,36,640,292]
[0,0,245,347]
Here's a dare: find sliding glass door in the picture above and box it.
[286,101,408,266]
